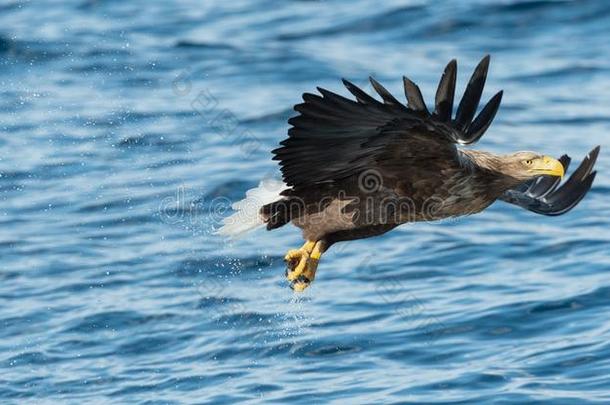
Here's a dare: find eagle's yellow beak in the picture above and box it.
[531,156,565,178]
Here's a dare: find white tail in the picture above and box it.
[215,178,288,238]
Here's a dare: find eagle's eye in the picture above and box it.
[524,159,533,166]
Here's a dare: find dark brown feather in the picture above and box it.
[264,58,597,245]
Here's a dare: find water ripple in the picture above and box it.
[1,0,610,403]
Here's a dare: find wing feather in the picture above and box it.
[463,90,503,144]
[454,55,490,130]
[434,59,457,123]
[273,56,503,188]
[369,77,404,107]
[403,76,429,114]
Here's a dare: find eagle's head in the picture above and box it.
[503,151,565,181]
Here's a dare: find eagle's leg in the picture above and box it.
[285,240,326,292]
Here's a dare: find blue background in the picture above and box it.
[1,0,609,403]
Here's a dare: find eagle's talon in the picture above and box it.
[284,248,308,275]
[290,275,312,292]
[283,241,324,292]
[285,250,309,281]
[285,258,297,272]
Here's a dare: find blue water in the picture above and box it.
[1,0,610,403]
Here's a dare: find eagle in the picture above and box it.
[218,56,600,292]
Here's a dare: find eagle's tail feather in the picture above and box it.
[261,197,304,230]
[215,178,288,238]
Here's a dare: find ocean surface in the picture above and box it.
[1,0,610,403]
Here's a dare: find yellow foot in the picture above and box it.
[284,240,323,292]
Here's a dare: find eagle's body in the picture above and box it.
[280,149,519,243]
[218,56,599,292]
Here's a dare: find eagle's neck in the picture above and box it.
[458,149,525,193]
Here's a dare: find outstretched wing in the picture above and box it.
[499,146,599,215]
[272,56,503,189]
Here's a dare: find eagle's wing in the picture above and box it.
[272,56,503,189]
[499,146,599,215]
